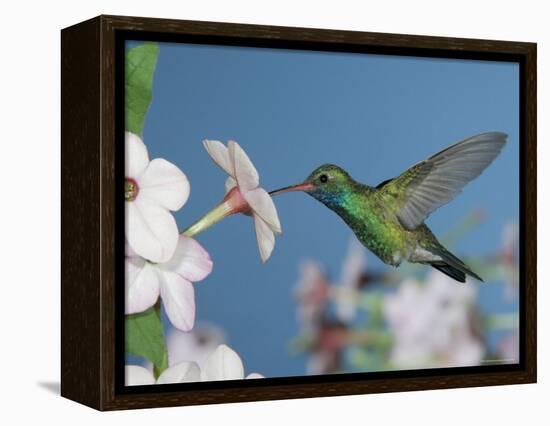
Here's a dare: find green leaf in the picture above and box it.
[125,303,168,377]
[125,42,159,135]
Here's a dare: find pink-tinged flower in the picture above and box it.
[295,260,330,329]
[125,362,200,386]
[125,235,213,331]
[125,132,190,263]
[334,238,366,322]
[183,140,281,262]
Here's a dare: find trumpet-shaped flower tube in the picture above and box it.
[184,140,281,262]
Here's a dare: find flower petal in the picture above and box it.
[201,344,244,381]
[125,239,138,257]
[125,256,160,315]
[203,140,234,177]
[253,214,275,263]
[335,239,365,322]
[156,362,201,384]
[125,132,150,179]
[159,271,196,331]
[229,140,259,192]
[125,365,155,386]
[126,199,179,263]
[245,372,264,379]
[161,235,213,282]
[138,158,190,211]
[244,188,281,234]
[225,176,237,193]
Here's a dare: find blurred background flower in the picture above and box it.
[294,260,330,330]
[288,216,520,375]
[166,323,226,368]
[383,273,484,369]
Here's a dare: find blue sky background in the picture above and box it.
[129,41,520,377]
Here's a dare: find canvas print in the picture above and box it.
[123,41,520,386]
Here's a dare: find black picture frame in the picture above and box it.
[61,15,536,410]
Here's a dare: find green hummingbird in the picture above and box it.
[271,132,507,283]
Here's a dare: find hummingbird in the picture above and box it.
[270,132,507,283]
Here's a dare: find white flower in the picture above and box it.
[125,132,190,263]
[125,362,200,386]
[125,234,213,331]
[201,139,281,262]
[126,344,263,385]
[199,344,263,381]
[383,271,484,368]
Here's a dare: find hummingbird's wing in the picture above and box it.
[378,132,507,230]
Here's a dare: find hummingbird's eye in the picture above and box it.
[319,174,329,183]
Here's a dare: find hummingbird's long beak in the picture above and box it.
[269,182,315,196]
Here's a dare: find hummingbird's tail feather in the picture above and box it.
[431,263,467,283]
[428,245,484,283]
